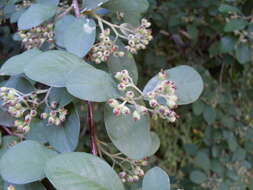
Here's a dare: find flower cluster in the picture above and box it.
[18,23,54,49]
[41,102,68,126]
[0,87,40,133]
[146,71,178,122]
[125,19,152,54]
[107,70,178,122]
[119,160,148,183]
[90,29,125,64]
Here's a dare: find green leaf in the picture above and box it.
[104,105,153,159]
[148,132,160,156]
[18,4,57,30]
[142,167,170,190]
[0,136,19,158]
[48,88,75,108]
[4,182,46,190]
[224,18,247,32]
[0,109,15,127]
[143,65,204,105]
[24,50,91,87]
[36,0,59,6]
[0,48,42,76]
[192,100,205,116]
[0,140,57,184]
[26,119,48,144]
[194,152,211,171]
[104,0,149,26]
[219,36,236,53]
[82,0,109,10]
[45,152,124,190]
[64,17,96,57]
[66,65,120,102]
[54,15,75,47]
[4,76,34,93]
[45,106,80,153]
[219,4,241,13]
[107,41,138,84]
[203,106,216,125]
[235,43,251,64]
[190,170,207,184]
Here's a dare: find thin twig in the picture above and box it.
[87,101,98,155]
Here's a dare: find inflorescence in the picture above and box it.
[40,102,68,126]
[18,23,54,49]
[107,70,179,122]
[91,16,152,63]
[0,87,68,133]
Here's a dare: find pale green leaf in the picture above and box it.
[0,140,57,184]
[104,105,153,159]
[64,17,96,57]
[18,4,57,30]
[142,167,170,190]
[24,50,92,87]
[45,152,124,190]
[143,65,204,105]
[66,65,120,102]
[0,48,42,76]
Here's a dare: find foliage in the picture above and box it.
[0,0,252,190]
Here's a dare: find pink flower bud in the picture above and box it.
[121,106,131,115]
[133,111,141,121]
[113,107,121,116]
[149,99,158,107]
[117,83,126,91]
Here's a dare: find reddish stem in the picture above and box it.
[72,0,81,18]
[87,102,98,155]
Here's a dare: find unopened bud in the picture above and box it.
[133,111,141,121]
[113,107,121,116]
[149,99,158,108]
[121,106,131,115]
[7,185,16,190]
[40,112,48,119]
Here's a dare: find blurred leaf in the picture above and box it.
[224,19,247,32]
[235,43,251,64]
[190,170,207,184]
[82,0,109,10]
[142,167,170,190]
[203,106,216,125]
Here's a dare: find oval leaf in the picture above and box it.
[0,48,42,76]
[66,65,120,102]
[45,106,80,153]
[107,42,138,84]
[143,65,204,105]
[18,4,57,30]
[64,17,96,57]
[24,50,91,87]
[142,167,170,190]
[54,15,76,47]
[0,140,57,184]
[45,152,124,190]
[104,105,153,159]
